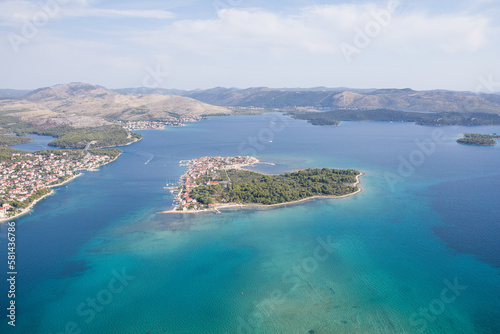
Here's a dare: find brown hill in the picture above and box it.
[134,86,500,113]
[21,83,230,121]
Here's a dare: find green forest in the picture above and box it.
[0,134,33,146]
[457,133,500,145]
[190,168,360,206]
[291,109,500,126]
[48,126,141,149]
[0,116,141,149]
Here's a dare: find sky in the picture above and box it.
[0,0,499,91]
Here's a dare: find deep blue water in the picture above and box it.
[0,114,499,333]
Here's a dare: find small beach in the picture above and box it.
[0,189,54,223]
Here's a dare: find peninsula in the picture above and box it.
[166,156,361,213]
[457,133,500,146]
[0,147,121,222]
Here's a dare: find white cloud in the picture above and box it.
[61,8,175,19]
[384,13,489,53]
[118,4,496,90]
[130,8,338,55]
[0,0,38,27]
[0,2,497,90]
[0,0,174,27]
[127,5,492,59]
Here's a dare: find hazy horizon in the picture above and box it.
[1,81,497,95]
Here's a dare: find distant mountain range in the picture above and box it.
[115,87,500,114]
[0,89,32,99]
[0,83,230,123]
[1,84,499,121]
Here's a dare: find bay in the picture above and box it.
[0,114,499,333]
[11,134,57,152]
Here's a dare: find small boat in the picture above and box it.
[164,181,178,189]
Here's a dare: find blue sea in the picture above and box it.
[1,114,499,333]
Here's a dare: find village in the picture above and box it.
[0,151,114,220]
[123,116,204,130]
[173,155,258,212]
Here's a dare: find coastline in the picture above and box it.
[0,152,122,223]
[48,172,83,188]
[115,137,141,147]
[162,172,363,214]
[0,189,54,223]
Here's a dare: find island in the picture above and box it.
[165,156,362,213]
[457,133,500,146]
[0,147,121,222]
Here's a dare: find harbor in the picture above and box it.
[167,156,258,212]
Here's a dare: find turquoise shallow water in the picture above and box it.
[1,114,499,333]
